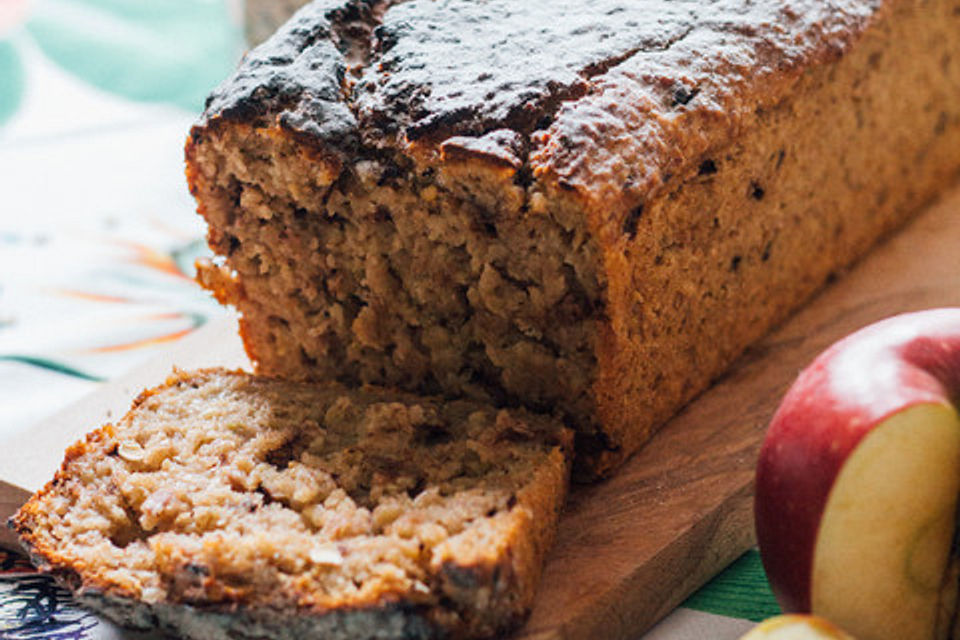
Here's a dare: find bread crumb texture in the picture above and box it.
[13,368,571,640]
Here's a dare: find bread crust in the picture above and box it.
[12,369,571,639]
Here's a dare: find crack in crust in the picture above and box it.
[352,1,700,146]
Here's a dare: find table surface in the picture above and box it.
[0,2,896,638]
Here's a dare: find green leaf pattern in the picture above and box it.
[0,0,240,126]
[0,41,24,124]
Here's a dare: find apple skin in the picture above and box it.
[755,308,960,614]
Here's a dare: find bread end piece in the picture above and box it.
[12,368,571,639]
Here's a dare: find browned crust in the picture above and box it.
[579,0,960,477]
[528,2,895,234]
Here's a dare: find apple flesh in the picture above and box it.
[810,403,960,639]
[755,308,960,640]
[740,614,854,639]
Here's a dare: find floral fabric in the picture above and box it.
[0,0,239,440]
[1,5,238,635]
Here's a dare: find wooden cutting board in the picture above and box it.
[2,184,960,639]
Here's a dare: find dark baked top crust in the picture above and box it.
[198,0,885,210]
[200,0,366,150]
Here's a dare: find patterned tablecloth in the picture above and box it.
[0,2,777,637]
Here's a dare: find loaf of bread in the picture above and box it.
[12,369,571,640]
[187,0,960,478]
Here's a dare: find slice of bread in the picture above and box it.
[11,368,571,640]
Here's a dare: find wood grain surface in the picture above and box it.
[2,184,959,639]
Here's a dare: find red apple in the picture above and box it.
[740,614,854,639]
[755,308,960,640]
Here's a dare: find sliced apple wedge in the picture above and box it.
[740,614,855,639]
[755,308,960,640]
[812,403,960,639]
